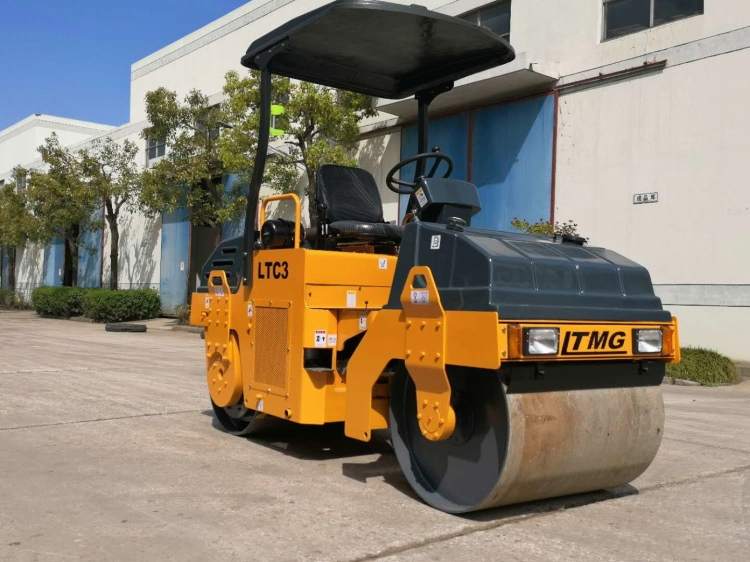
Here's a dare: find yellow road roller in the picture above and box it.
[191,0,680,514]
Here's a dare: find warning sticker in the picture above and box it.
[314,330,327,348]
[359,313,367,331]
[328,334,338,347]
[378,258,388,270]
[204,296,210,308]
[214,286,225,297]
[430,235,441,250]
[411,290,430,305]
[247,303,253,317]
[415,187,428,208]
[347,291,357,307]
[257,399,264,412]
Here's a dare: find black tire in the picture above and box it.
[211,398,259,436]
[105,323,147,333]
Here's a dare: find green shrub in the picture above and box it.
[31,286,86,317]
[83,289,161,323]
[174,304,191,325]
[667,347,740,386]
[0,288,28,309]
[31,286,162,323]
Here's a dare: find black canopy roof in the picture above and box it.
[241,0,515,99]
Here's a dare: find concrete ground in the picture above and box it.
[0,311,748,562]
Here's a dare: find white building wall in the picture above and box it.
[356,132,402,223]
[129,0,333,122]
[555,45,750,360]
[13,244,45,303]
[0,115,113,178]
[505,0,750,78]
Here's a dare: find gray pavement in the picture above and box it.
[0,311,748,562]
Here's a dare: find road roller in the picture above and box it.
[190,0,680,513]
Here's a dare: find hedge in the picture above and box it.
[667,347,740,386]
[31,286,161,323]
[84,288,161,323]
[0,288,28,309]
[31,286,87,317]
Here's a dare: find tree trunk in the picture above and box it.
[214,225,223,249]
[307,169,317,229]
[63,232,73,287]
[63,226,80,287]
[109,220,119,291]
[8,247,16,293]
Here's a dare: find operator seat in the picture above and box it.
[315,165,403,248]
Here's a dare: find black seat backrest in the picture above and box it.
[316,165,385,223]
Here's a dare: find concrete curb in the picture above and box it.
[663,377,701,386]
[172,325,204,334]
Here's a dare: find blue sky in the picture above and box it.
[0,0,249,131]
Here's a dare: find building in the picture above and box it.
[1,0,748,359]
[0,115,115,296]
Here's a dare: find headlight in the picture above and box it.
[525,328,560,355]
[635,329,663,353]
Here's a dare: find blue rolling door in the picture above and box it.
[399,113,470,222]
[43,239,64,287]
[0,250,9,289]
[159,208,190,315]
[78,221,103,288]
[470,94,555,231]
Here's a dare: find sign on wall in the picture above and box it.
[633,192,659,204]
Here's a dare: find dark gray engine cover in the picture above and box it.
[386,222,671,322]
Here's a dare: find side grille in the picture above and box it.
[254,307,289,391]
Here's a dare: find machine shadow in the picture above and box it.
[203,410,639,516]
[460,485,640,522]
[207,413,393,461]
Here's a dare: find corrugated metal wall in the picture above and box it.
[399,113,470,223]
[43,239,64,287]
[77,221,103,288]
[0,250,9,289]
[399,94,555,230]
[159,208,190,314]
[471,95,555,230]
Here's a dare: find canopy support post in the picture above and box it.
[414,82,454,180]
[242,42,286,286]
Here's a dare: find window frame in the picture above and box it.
[602,0,704,42]
[459,1,512,42]
[146,136,167,165]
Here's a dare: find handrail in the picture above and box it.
[259,193,302,249]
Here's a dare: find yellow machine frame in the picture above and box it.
[191,193,679,443]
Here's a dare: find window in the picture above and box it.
[147,137,166,161]
[196,104,221,142]
[603,0,704,40]
[16,175,26,192]
[461,1,511,42]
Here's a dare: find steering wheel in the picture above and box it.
[386,152,454,195]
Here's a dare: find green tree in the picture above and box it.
[220,70,377,228]
[141,88,245,247]
[0,168,39,292]
[80,138,143,290]
[27,134,100,287]
[510,217,587,241]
